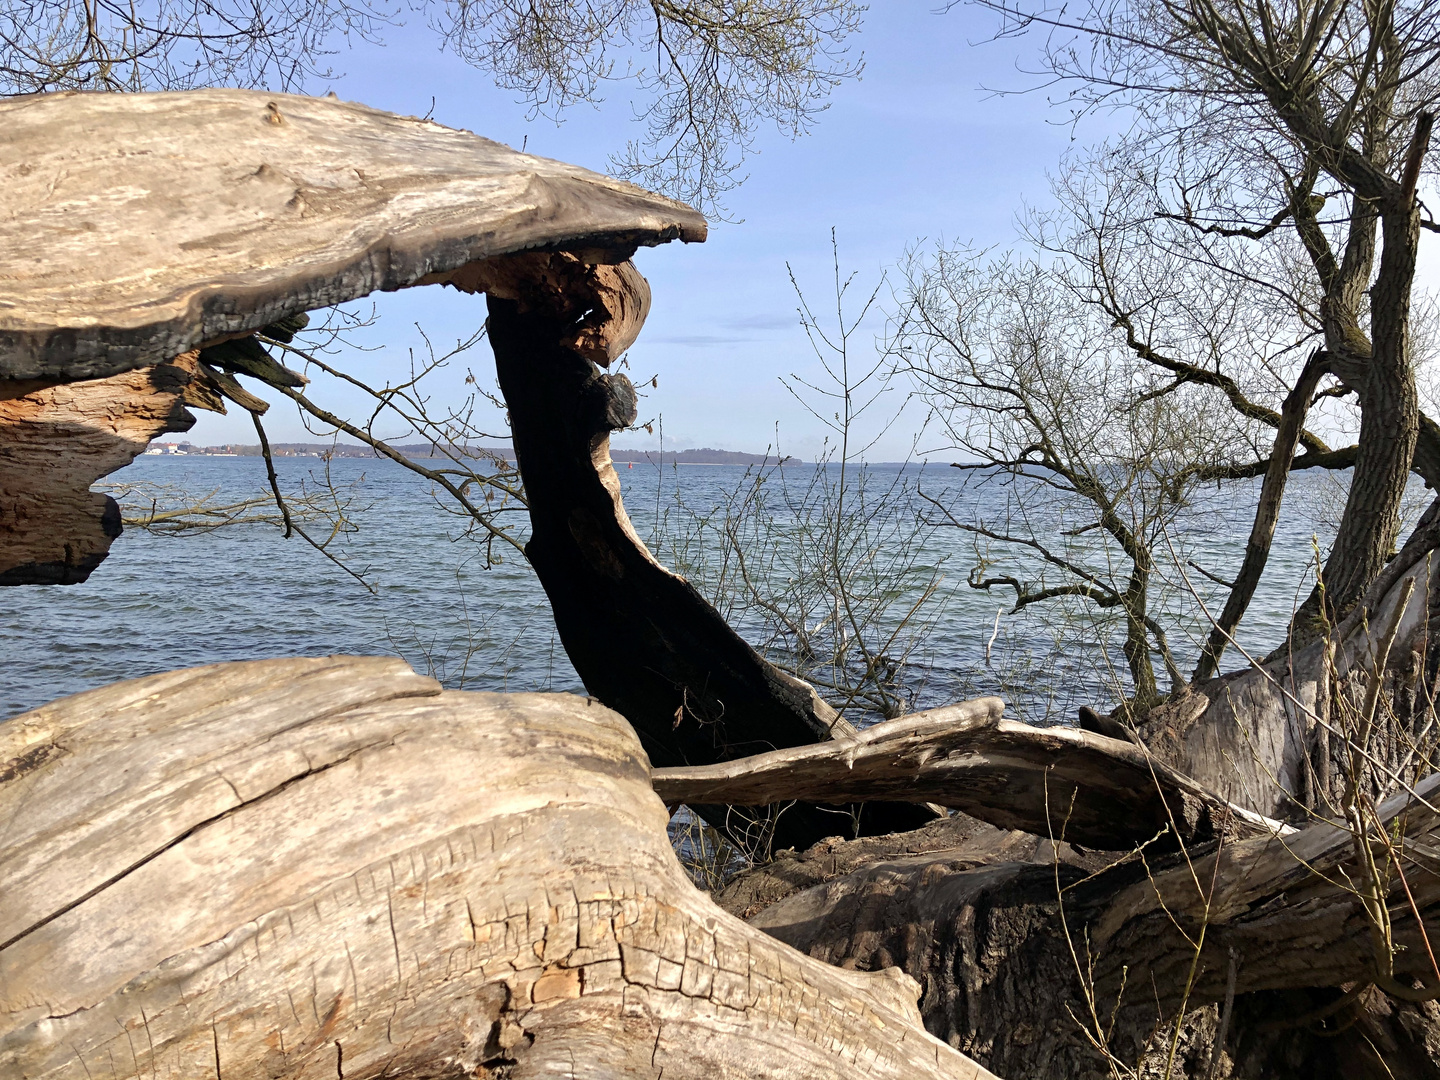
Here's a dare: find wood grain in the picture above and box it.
[0,656,995,1080]
[0,89,707,381]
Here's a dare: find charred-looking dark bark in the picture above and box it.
[485,274,933,851]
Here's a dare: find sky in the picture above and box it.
[177,3,1440,462]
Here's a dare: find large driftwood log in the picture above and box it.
[745,770,1440,1079]
[0,353,222,583]
[473,254,935,850]
[0,656,995,1080]
[0,89,705,382]
[653,697,1287,850]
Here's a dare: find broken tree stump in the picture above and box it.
[475,252,936,849]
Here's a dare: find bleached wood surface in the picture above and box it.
[0,89,707,381]
[653,698,1286,850]
[0,656,994,1080]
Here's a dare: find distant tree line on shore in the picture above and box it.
[151,441,801,465]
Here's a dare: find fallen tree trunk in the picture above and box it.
[741,770,1440,1079]
[653,696,1286,851]
[0,656,994,1080]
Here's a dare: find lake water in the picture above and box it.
[0,454,1389,723]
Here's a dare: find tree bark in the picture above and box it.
[1289,121,1430,637]
[1194,351,1329,682]
[476,253,935,852]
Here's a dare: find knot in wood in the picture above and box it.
[579,373,638,436]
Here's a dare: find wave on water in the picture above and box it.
[1,454,1372,724]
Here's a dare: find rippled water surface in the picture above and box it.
[0,454,1383,722]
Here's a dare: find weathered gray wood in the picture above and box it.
[653,697,1286,850]
[748,770,1440,1079]
[0,89,706,381]
[0,657,995,1080]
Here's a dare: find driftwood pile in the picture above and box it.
[4,89,1440,1078]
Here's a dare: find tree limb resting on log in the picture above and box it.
[749,770,1440,1078]
[653,698,1288,851]
[0,657,995,1080]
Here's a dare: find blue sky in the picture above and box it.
[179,3,1439,462]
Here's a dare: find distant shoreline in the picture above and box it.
[143,441,804,466]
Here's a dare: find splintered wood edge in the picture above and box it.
[651,698,1291,849]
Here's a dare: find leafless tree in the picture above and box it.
[893,244,1235,711]
[952,0,1438,647]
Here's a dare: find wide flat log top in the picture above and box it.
[0,89,708,381]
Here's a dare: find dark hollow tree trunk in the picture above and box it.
[485,276,934,851]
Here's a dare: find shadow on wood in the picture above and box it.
[0,656,994,1080]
